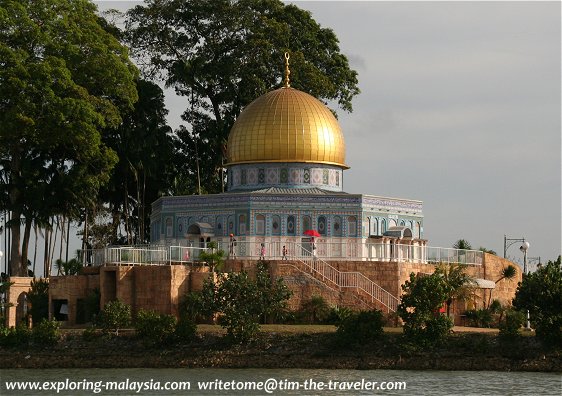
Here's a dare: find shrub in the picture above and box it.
[324,306,354,325]
[336,310,384,346]
[97,300,131,336]
[499,309,525,341]
[0,324,30,347]
[300,295,330,324]
[28,278,49,323]
[174,317,197,342]
[465,309,493,328]
[32,319,61,345]
[135,309,177,343]
[82,325,101,342]
[398,272,453,346]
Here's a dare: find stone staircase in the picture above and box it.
[290,245,399,313]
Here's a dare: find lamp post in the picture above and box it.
[519,241,531,330]
[504,235,526,259]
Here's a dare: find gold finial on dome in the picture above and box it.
[283,52,290,88]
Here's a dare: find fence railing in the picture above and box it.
[75,241,483,267]
[291,243,399,312]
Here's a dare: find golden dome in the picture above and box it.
[227,87,348,168]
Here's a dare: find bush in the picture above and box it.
[135,309,177,343]
[499,309,525,341]
[82,325,101,342]
[32,319,61,345]
[336,310,384,346]
[28,278,49,323]
[324,306,354,325]
[175,317,197,342]
[96,300,131,336]
[0,324,30,347]
[465,309,493,328]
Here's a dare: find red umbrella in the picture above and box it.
[303,229,321,237]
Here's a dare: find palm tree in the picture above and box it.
[487,264,517,307]
[453,239,472,250]
[434,262,475,317]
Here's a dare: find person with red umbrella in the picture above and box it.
[303,230,320,259]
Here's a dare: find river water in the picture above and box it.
[1,368,560,396]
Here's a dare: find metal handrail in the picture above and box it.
[291,243,399,312]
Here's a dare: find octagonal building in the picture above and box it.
[150,66,425,260]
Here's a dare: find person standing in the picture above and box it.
[260,243,266,259]
[282,245,288,260]
[229,234,237,258]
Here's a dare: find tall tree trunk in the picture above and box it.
[33,222,38,276]
[58,216,65,262]
[49,217,59,275]
[65,218,70,262]
[9,209,23,276]
[43,226,50,277]
[21,217,33,276]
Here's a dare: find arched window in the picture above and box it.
[333,216,342,237]
[256,214,265,235]
[238,214,246,235]
[272,215,281,236]
[215,216,223,236]
[415,222,422,239]
[373,218,379,236]
[400,219,406,226]
[389,219,398,228]
[347,216,357,237]
[227,215,234,234]
[177,217,183,234]
[318,216,327,236]
[287,215,296,236]
[302,215,311,235]
[381,218,387,234]
[166,218,173,237]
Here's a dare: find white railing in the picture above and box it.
[76,241,483,268]
[291,243,399,312]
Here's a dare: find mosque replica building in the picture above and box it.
[150,57,426,261]
[37,57,522,329]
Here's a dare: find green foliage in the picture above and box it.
[479,247,497,255]
[324,306,354,325]
[513,256,562,347]
[174,317,197,342]
[55,259,82,276]
[434,262,474,317]
[300,295,331,324]
[98,79,174,245]
[336,310,384,346]
[453,239,472,250]
[0,324,31,347]
[464,309,493,328]
[0,275,14,324]
[96,300,131,336]
[398,273,453,345]
[126,0,359,194]
[0,0,138,275]
[255,261,292,324]
[179,292,207,323]
[32,319,61,346]
[198,243,226,273]
[27,278,49,323]
[198,262,291,343]
[82,325,101,342]
[498,309,525,341]
[135,309,177,344]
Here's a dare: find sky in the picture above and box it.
[2,1,560,275]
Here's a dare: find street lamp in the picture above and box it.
[504,235,526,259]
[519,241,531,330]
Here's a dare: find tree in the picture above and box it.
[398,272,453,345]
[434,262,474,317]
[97,300,131,336]
[479,247,497,255]
[513,256,562,347]
[487,264,517,308]
[27,277,49,323]
[198,263,291,342]
[255,260,292,323]
[198,242,226,273]
[453,239,472,250]
[126,0,360,194]
[0,0,138,275]
[98,79,174,245]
